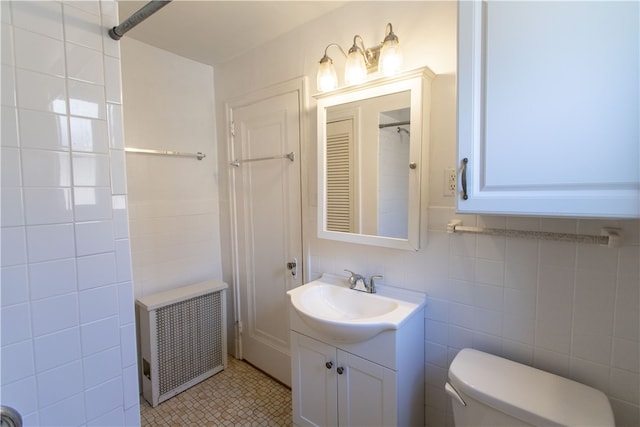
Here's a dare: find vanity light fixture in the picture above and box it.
[316,23,404,92]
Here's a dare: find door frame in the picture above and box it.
[225,77,308,359]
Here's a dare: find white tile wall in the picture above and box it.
[0,1,139,425]
[121,38,223,299]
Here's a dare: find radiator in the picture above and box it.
[136,280,228,407]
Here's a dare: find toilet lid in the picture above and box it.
[448,349,614,427]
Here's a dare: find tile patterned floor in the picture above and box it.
[140,357,292,426]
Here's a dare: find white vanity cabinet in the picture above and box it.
[457,1,639,218]
[291,332,397,427]
[289,303,425,427]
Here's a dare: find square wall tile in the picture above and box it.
[1,187,24,227]
[11,1,63,40]
[77,252,116,290]
[75,220,114,256]
[84,377,123,422]
[38,393,86,427]
[1,226,26,266]
[1,303,31,345]
[21,149,71,187]
[33,327,81,373]
[1,264,28,306]
[70,116,108,153]
[1,340,35,384]
[18,109,69,150]
[66,42,104,85]
[83,347,121,389]
[16,69,66,114]
[79,284,118,324]
[73,187,112,221]
[72,153,110,187]
[1,147,21,186]
[26,223,75,263]
[37,360,83,408]
[68,79,105,120]
[31,293,78,337]
[62,4,102,50]
[14,27,65,77]
[23,187,73,225]
[80,316,119,355]
[28,258,76,300]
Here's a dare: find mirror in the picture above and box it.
[316,68,433,250]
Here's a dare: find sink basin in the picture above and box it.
[287,274,425,343]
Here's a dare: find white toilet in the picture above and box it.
[445,348,615,426]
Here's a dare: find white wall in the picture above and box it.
[214,2,639,426]
[1,1,139,425]
[120,38,223,300]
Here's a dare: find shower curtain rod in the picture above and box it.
[379,121,410,129]
[108,0,172,41]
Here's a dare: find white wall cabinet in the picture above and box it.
[457,1,639,218]
[291,332,397,427]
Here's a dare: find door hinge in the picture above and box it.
[237,320,243,335]
[230,121,235,137]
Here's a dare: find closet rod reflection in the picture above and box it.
[379,121,410,129]
[125,147,205,160]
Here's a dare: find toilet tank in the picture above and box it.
[446,348,614,427]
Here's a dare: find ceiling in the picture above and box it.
[117,0,347,66]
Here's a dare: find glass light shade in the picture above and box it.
[344,50,367,86]
[378,38,403,76]
[317,58,338,92]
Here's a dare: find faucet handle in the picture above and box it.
[344,269,359,288]
[369,275,383,293]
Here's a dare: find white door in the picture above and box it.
[229,80,304,386]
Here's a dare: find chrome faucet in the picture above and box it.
[344,270,383,293]
[344,269,366,291]
[368,275,383,293]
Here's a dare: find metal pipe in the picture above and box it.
[108,0,172,41]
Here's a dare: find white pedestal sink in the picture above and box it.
[286,273,425,343]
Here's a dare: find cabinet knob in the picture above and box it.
[325,361,333,369]
[336,367,344,375]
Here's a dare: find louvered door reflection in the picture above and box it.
[326,119,354,233]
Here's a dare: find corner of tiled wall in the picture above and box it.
[1,1,139,425]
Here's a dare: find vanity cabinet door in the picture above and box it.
[336,350,397,427]
[457,1,639,218]
[291,332,338,427]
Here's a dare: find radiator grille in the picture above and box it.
[156,292,223,397]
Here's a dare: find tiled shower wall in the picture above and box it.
[1,1,139,425]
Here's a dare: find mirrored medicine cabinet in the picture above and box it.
[315,67,434,250]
